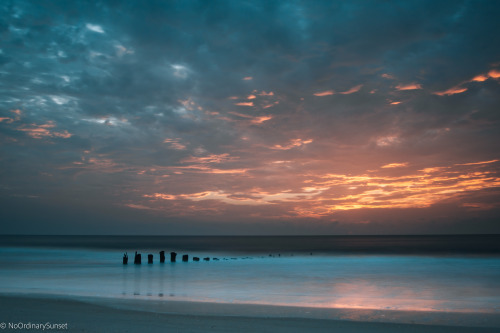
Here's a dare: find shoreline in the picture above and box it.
[1,293,499,332]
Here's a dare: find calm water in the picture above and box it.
[0,235,499,313]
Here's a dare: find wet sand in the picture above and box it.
[0,294,498,333]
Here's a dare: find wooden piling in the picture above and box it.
[148,254,153,264]
[182,254,189,262]
[134,251,141,264]
[170,252,177,262]
[159,251,165,263]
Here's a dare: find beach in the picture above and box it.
[1,294,499,333]
[1,236,499,332]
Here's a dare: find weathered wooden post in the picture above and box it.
[123,252,128,265]
[170,252,177,262]
[193,257,200,261]
[182,254,189,262]
[159,251,165,263]
[148,254,153,264]
[134,251,141,264]
[203,257,210,261]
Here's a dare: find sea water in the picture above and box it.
[0,236,499,314]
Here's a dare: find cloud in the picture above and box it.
[314,90,335,96]
[488,69,500,79]
[340,84,363,94]
[395,83,422,91]
[381,162,409,169]
[271,138,313,150]
[433,86,468,96]
[163,138,187,150]
[251,115,273,124]
[86,23,104,33]
[1,0,500,235]
[17,121,72,139]
[234,102,254,106]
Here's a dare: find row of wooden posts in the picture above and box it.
[122,251,211,264]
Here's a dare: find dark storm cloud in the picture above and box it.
[1,0,499,234]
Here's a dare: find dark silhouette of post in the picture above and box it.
[148,254,153,264]
[170,252,177,262]
[193,257,200,261]
[159,251,165,263]
[203,257,210,261]
[134,251,141,264]
[123,252,128,265]
[182,254,189,262]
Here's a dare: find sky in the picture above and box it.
[1,0,500,235]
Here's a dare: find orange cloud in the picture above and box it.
[272,138,313,150]
[381,162,408,169]
[340,84,363,94]
[488,69,500,79]
[182,153,236,164]
[433,86,468,96]
[18,121,72,139]
[313,90,335,96]
[381,73,395,79]
[390,101,401,105]
[456,159,498,166]
[247,95,256,100]
[0,117,14,123]
[376,135,400,146]
[395,83,422,90]
[251,115,272,124]
[163,138,187,150]
[135,158,500,219]
[258,91,274,96]
[235,102,254,106]
[243,76,253,80]
[471,74,488,82]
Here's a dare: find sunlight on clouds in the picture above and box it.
[18,121,72,139]
[488,69,500,79]
[340,84,363,94]
[163,138,187,150]
[313,90,335,96]
[381,162,408,169]
[132,158,500,219]
[433,86,468,96]
[395,83,422,90]
[456,159,499,166]
[471,74,488,82]
[376,135,400,146]
[235,102,254,106]
[243,76,253,80]
[272,138,313,150]
[251,115,273,124]
[181,153,237,164]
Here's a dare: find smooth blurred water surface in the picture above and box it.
[1,246,499,313]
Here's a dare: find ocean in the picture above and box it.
[1,235,499,314]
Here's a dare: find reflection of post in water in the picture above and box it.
[159,263,165,297]
[121,264,129,295]
[146,260,153,296]
[133,264,142,296]
[169,260,177,298]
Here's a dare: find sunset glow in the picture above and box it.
[1,0,499,235]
